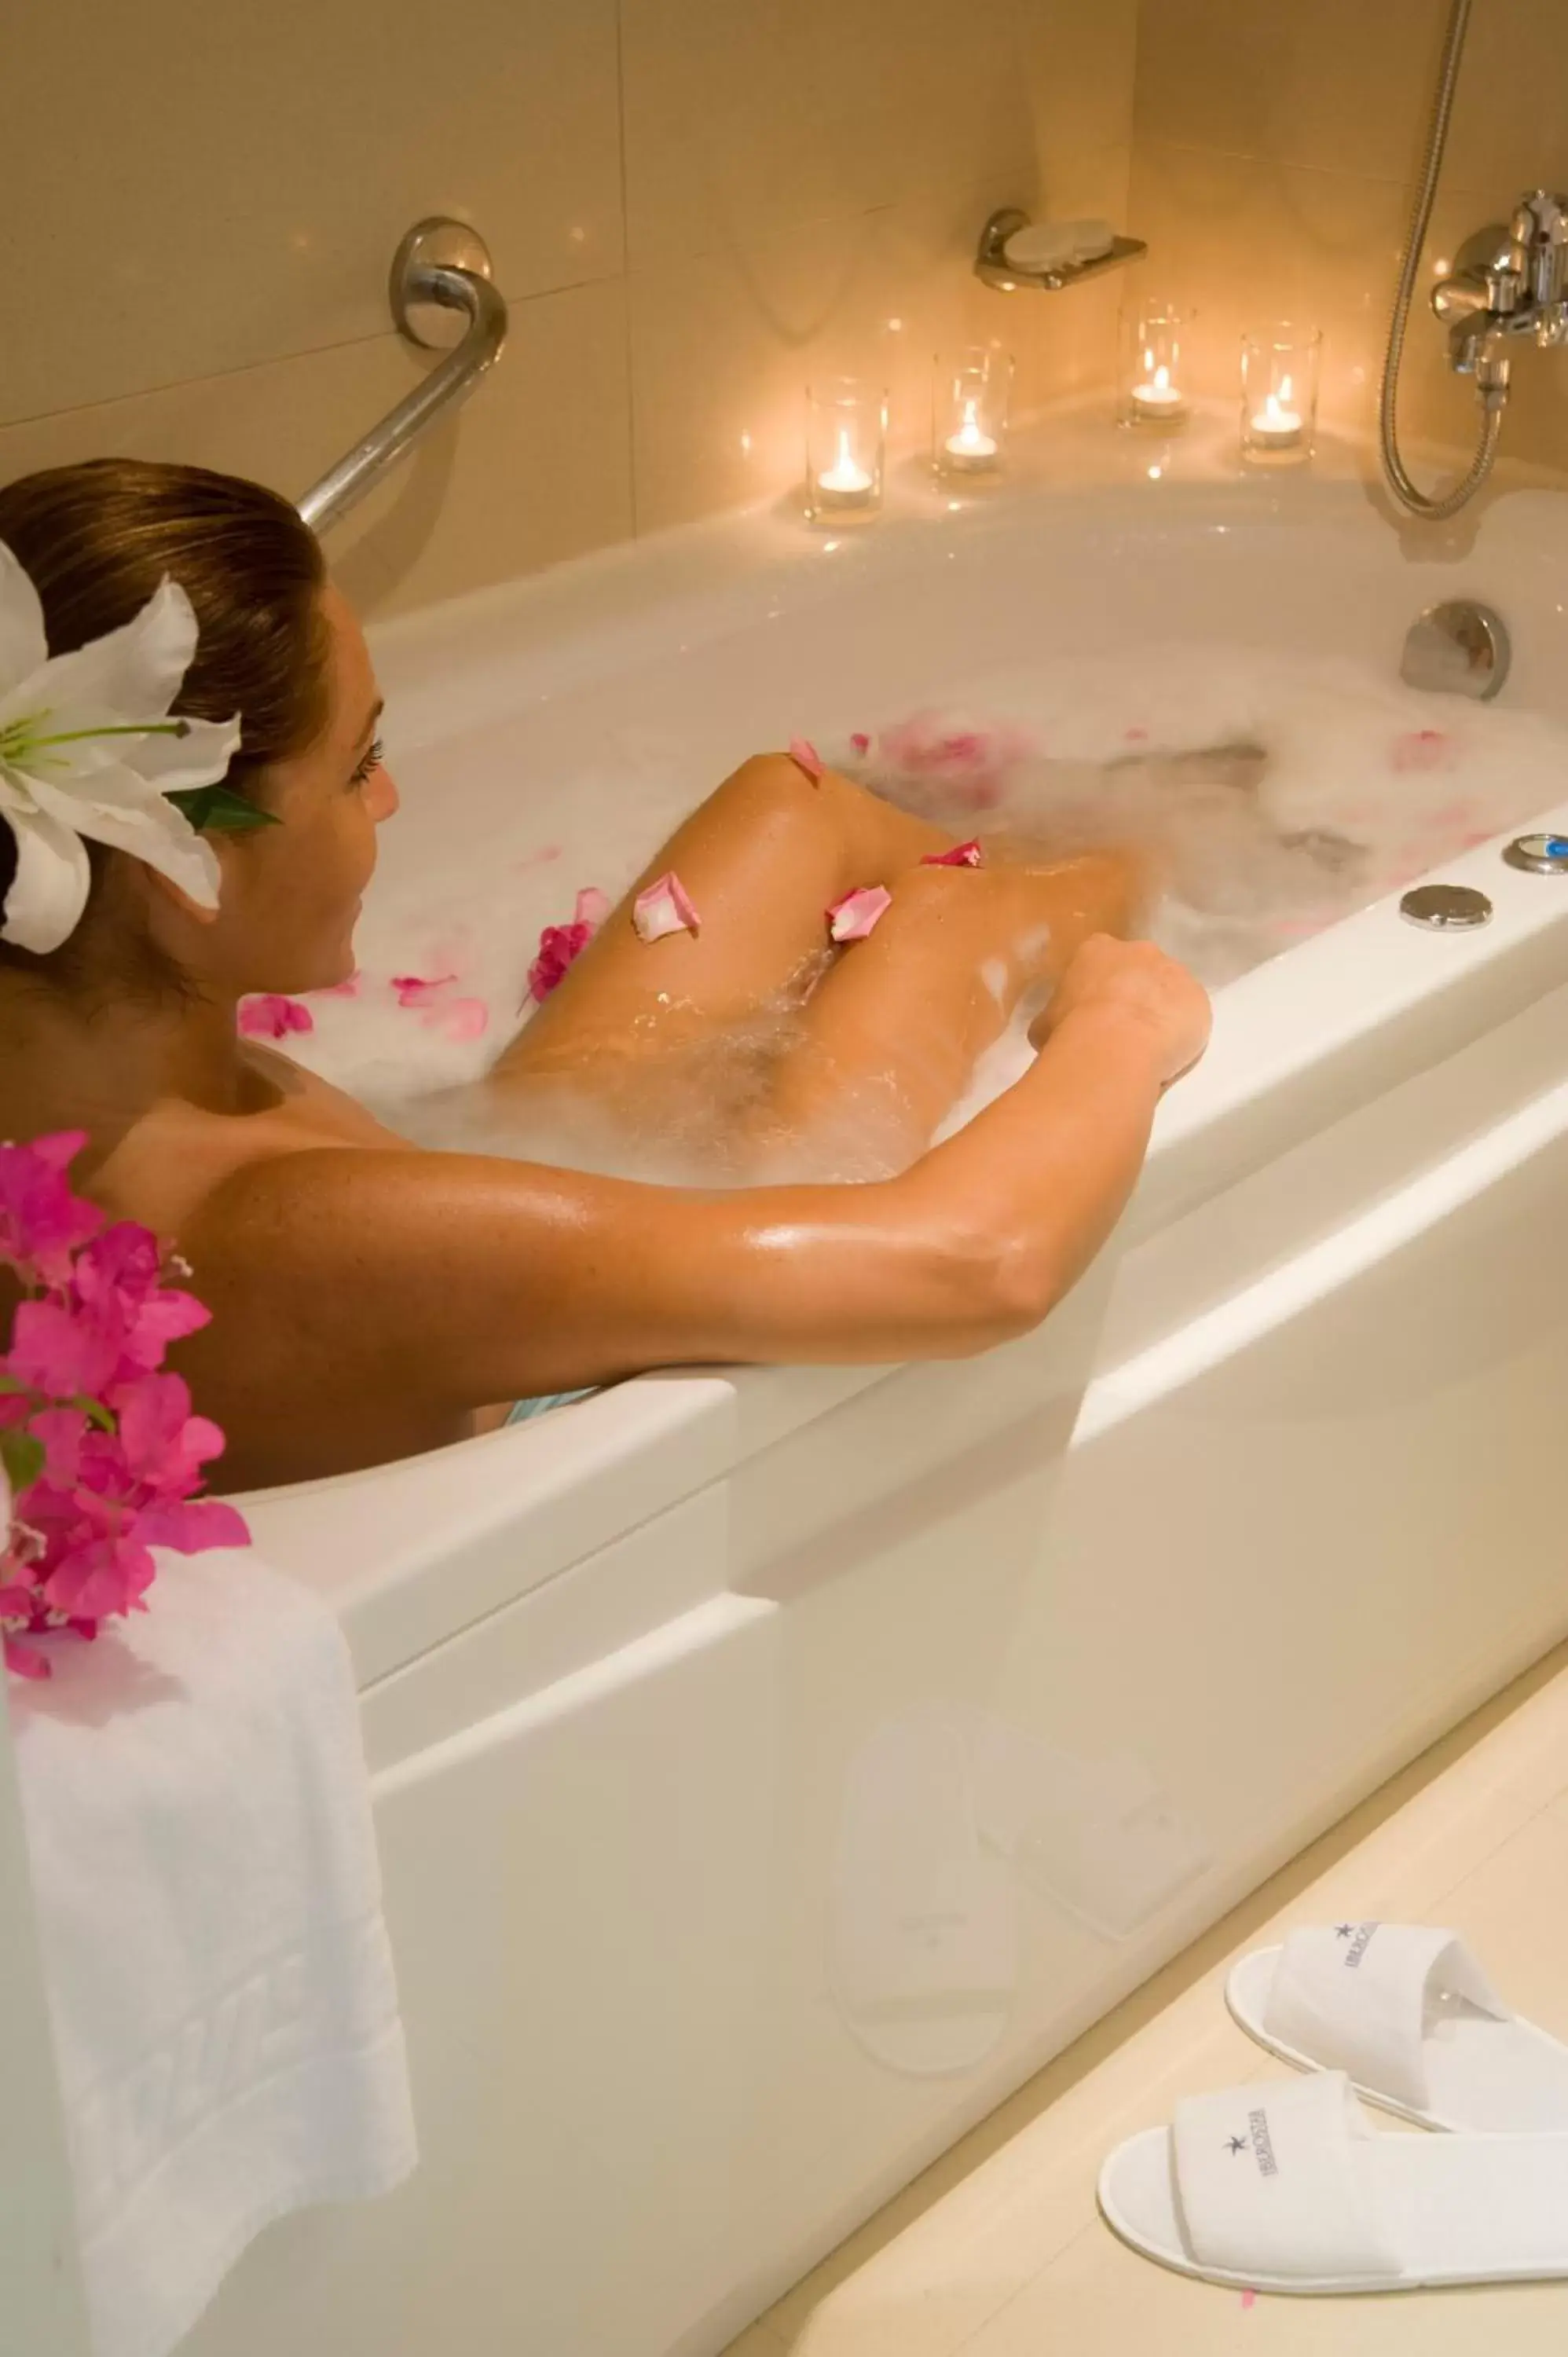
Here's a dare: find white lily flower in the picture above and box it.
[0,540,242,955]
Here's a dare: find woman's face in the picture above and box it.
[197,585,399,995]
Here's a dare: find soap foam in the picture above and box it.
[285,643,1568,1168]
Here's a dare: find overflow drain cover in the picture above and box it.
[1400,601,1510,700]
[1400,882,1493,930]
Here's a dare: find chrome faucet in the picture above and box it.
[1431,190,1568,399]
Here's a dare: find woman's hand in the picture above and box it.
[1030,935,1211,1088]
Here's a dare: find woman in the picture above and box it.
[0,460,1211,1491]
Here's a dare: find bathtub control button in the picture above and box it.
[1503,832,1568,874]
[1399,882,1493,930]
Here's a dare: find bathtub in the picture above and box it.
[163,434,1568,2355]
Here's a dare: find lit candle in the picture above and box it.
[1130,357,1185,423]
[1248,376,1303,450]
[819,426,874,500]
[942,396,999,472]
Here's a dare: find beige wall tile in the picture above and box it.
[1127,141,1410,434]
[1133,0,1445,180]
[11,0,623,425]
[626,157,1130,536]
[0,280,632,622]
[621,0,1043,271]
[1021,0,1139,169]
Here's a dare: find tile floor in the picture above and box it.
[724,1636,1568,2356]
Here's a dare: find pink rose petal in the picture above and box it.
[391,972,458,1008]
[826,884,892,942]
[632,871,702,943]
[237,994,315,1039]
[574,886,610,929]
[439,996,490,1043]
[921,839,984,868]
[1240,2289,1257,2311]
[1391,728,1452,773]
[787,736,825,782]
[849,731,871,757]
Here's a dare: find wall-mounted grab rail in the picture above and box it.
[298,217,507,536]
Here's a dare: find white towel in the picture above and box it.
[8,1546,417,2357]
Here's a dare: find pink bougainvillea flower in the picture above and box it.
[2,1634,50,1681]
[390,972,457,1008]
[920,839,984,869]
[1390,728,1452,773]
[134,1495,251,1555]
[27,1406,88,1487]
[526,885,611,1005]
[112,1374,233,1508]
[849,731,871,757]
[787,737,825,783]
[632,871,702,943]
[237,994,315,1039]
[42,1534,159,1622]
[826,884,892,942]
[6,1297,121,1402]
[0,1131,101,1285]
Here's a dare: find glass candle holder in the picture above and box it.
[1240,324,1321,462]
[804,379,886,522]
[932,345,1013,478]
[1121,303,1189,428]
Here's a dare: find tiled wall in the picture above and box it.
[1129,0,1568,466]
[6,0,1134,618]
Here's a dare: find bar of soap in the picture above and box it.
[1002,218,1116,273]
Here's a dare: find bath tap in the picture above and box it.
[1431,192,1568,397]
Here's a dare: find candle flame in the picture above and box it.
[1280,372,1293,404]
[837,427,854,471]
[1153,362,1170,392]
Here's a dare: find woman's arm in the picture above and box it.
[181,940,1209,1420]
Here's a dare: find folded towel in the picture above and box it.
[8,1545,417,2357]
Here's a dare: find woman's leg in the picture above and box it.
[490,750,951,1083]
[753,849,1145,1171]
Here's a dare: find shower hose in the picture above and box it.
[1379,0,1503,522]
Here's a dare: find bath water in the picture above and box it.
[285,645,1568,1168]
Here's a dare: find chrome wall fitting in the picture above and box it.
[1503,833,1568,874]
[1399,600,1511,699]
[1400,882,1493,929]
[975,207,1146,294]
[297,217,507,534]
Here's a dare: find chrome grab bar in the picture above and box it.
[297,217,507,536]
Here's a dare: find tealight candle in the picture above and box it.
[805,379,885,521]
[943,397,999,471]
[932,346,1013,479]
[1130,361,1186,423]
[819,427,873,499]
[1248,381,1303,449]
[1240,325,1321,464]
[1121,307,1189,431]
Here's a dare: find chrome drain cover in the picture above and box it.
[1503,832,1568,874]
[1400,882,1493,929]
[1400,600,1510,700]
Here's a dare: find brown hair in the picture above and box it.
[0,457,332,995]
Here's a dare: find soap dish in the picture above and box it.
[975,207,1147,293]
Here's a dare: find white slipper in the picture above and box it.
[1225,1922,1568,2132]
[1099,2070,1568,2294]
